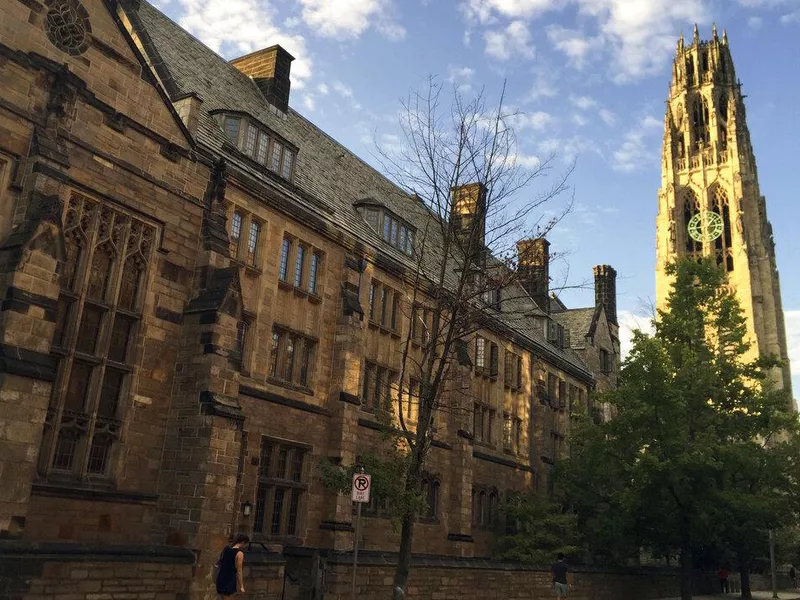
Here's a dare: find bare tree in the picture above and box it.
[322,78,575,599]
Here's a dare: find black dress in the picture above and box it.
[216,546,242,595]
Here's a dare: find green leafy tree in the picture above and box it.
[558,258,797,600]
[492,492,581,565]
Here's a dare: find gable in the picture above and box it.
[3,0,192,148]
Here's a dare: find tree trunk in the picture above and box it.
[738,549,752,600]
[390,448,424,599]
[679,527,693,600]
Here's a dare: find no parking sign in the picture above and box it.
[351,473,371,503]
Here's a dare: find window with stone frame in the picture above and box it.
[361,360,398,413]
[599,349,612,375]
[474,339,499,379]
[277,233,324,297]
[503,412,522,452]
[42,194,155,480]
[420,475,440,521]
[226,206,264,269]
[682,188,703,259]
[268,326,316,390]
[219,114,296,182]
[712,186,734,272]
[253,437,309,540]
[504,350,523,390]
[410,304,431,345]
[472,389,495,446]
[471,486,499,529]
[367,279,401,332]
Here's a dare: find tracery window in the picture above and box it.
[253,437,309,540]
[712,187,734,272]
[42,194,154,480]
[691,96,710,149]
[683,188,703,259]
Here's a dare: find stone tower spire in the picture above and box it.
[656,26,794,401]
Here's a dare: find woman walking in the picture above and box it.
[215,534,249,598]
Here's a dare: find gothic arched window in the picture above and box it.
[683,188,702,259]
[686,58,695,87]
[40,194,155,480]
[712,186,734,272]
[691,97,710,149]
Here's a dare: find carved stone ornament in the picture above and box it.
[44,0,92,56]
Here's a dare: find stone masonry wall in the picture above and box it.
[323,558,686,600]
[0,542,194,600]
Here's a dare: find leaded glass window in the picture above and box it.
[40,194,154,480]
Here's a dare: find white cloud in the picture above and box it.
[618,309,655,361]
[747,16,764,28]
[176,0,312,88]
[599,108,617,125]
[462,0,558,23]
[508,110,554,131]
[301,94,316,111]
[573,113,588,126]
[462,0,710,81]
[317,83,330,95]
[300,0,405,40]
[515,152,542,169]
[570,95,597,110]
[332,81,362,109]
[781,10,800,22]
[448,65,476,91]
[612,114,662,172]
[547,25,603,68]
[524,68,559,102]
[537,135,600,162]
[484,20,536,60]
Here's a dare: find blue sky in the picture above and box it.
[153,0,800,391]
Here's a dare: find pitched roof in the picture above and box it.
[552,307,602,350]
[128,0,592,381]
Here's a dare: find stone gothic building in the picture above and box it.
[0,0,619,598]
[655,25,793,399]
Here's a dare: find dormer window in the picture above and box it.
[218,114,296,182]
[358,204,415,256]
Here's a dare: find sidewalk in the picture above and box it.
[655,593,800,600]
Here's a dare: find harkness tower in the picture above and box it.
[655,24,793,399]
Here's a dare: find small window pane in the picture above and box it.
[271,142,283,172]
[399,226,407,251]
[291,450,305,482]
[390,220,399,245]
[380,287,388,326]
[279,238,291,281]
[231,211,243,240]
[224,117,240,143]
[98,368,125,418]
[244,123,258,156]
[87,435,113,475]
[382,215,391,241]
[87,245,114,302]
[283,336,295,382]
[299,342,312,387]
[76,304,104,355]
[64,362,93,412]
[52,430,80,471]
[308,253,320,294]
[259,442,273,477]
[118,259,142,312]
[247,221,260,266]
[406,231,414,254]
[368,283,376,320]
[108,314,135,363]
[271,489,285,535]
[278,447,289,478]
[256,133,270,164]
[270,332,280,377]
[294,246,305,287]
[254,483,268,532]
[281,150,294,179]
[287,490,300,535]
[61,241,83,291]
[236,321,248,357]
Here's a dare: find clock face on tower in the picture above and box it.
[687,211,724,243]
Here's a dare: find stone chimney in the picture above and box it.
[517,238,550,313]
[451,182,486,250]
[593,265,617,325]
[230,45,294,112]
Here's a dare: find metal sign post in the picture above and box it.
[351,472,371,600]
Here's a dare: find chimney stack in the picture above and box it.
[517,238,550,313]
[230,45,294,113]
[593,265,617,325]
[451,182,487,250]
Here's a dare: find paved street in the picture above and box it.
[655,593,800,600]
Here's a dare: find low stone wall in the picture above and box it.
[0,542,195,600]
[321,553,688,600]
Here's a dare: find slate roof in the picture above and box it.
[552,307,601,350]
[129,0,593,382]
